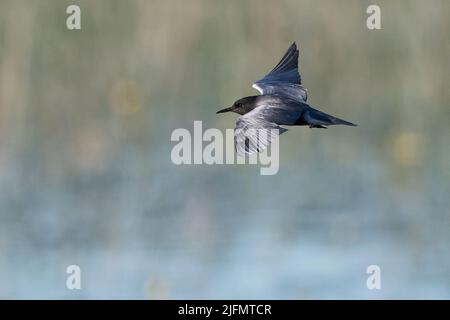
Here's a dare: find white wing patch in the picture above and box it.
[252,83,263,95]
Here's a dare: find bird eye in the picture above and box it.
[236,103,241,108]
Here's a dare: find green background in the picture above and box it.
[0,0,449,298]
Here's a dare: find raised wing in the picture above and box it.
[234,100,303,155]
[252,42,308,101]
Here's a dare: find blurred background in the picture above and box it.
[0,0,449,299]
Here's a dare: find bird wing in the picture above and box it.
[252,42,308,101]
[234,102,303,155]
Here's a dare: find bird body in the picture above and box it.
[217,42,356,155]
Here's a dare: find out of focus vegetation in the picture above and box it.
[0,0,449,298]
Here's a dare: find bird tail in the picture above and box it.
[305,108,357,127]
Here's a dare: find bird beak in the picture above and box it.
[216,107,232,114]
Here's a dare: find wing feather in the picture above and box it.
[234,100,304,155]
[253,42,308,101]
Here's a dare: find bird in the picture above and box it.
[216,42,356,155]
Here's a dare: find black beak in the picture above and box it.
[216,107,232,114]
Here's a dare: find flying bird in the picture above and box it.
[216,42,357,155]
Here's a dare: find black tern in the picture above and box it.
[217,42,357,155]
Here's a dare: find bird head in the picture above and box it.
[216,96,257,115]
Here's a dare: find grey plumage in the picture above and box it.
[216,42,357,155]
